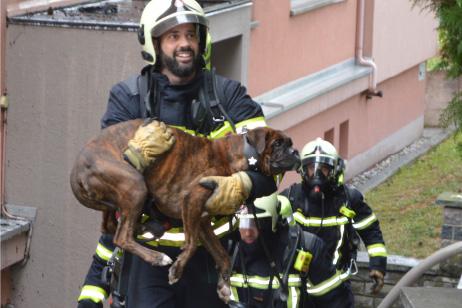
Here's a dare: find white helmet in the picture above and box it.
[299,138,345,187]
[138,0,209,65]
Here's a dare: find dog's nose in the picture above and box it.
[291,149,300,159]
[290,149,301,170]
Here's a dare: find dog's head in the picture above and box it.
[245,127,300,176]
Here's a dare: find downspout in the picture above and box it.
[356,0,383,99]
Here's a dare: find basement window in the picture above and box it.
[290,0,345,16]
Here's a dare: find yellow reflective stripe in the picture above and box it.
[293,212,349,227]
[306,270,350,296]
[230,285,239,302]
[353,213,377,230]
[367,243,388,257]
[288,286,300,308]
[95,243,113,261]
[339,205,356,219]
[141,217,237,247]
[230,274,301,289]
[209,121,234,139]
[169,125,203,137]
[332,224,345,266]
[78,285,108,302]
[235,116,267,134]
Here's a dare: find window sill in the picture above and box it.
[290,0,345,16]
[1,204,36,269]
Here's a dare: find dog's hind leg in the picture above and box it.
[91,162,172,267]
[198,218,232,303]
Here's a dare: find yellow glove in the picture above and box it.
[369,269,385,294]
[124,120,175,172]
[199,171,252,215]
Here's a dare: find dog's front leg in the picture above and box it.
[199,218,232,303]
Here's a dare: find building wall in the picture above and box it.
[249,0,357,96]
[279,64,426,188]
[5,25,142,307]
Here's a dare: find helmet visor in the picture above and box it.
[152,14,208,37]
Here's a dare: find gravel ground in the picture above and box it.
[348,128,454,193]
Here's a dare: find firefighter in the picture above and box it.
[229,195,345,308]
[279,138,387,308]
[76,0,276,307]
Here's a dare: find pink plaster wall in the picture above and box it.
[248,0,357,96]
[279,64,425,189]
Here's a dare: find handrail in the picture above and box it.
[378,241,462,308]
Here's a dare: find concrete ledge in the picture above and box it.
[255,58,371,119]
[290,0,345,16]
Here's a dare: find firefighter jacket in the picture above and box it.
[279,183,387,299]
[230,223,347,308]
[78,68,274,305]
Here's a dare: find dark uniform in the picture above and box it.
[279,183,387,307]
[77,69,275,307]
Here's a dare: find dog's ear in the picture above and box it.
[246,128,268,155]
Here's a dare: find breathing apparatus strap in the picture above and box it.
[205,68,236,133]
[248,204,287,303]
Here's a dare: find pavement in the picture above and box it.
[348,127,454,193]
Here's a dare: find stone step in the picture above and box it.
[399,286,462,308]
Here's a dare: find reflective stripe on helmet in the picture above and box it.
[353,213,377,230]
[293,212,349,227]
[306,269,351,296]
[367,243,387,257]
[95,243,113,261]
[78,285,108,303]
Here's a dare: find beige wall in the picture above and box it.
[372,0,438,82]
[5,24,143,307]
[248,0,357,96]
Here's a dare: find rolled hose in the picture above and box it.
[378,241,462,308]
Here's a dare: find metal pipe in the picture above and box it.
[378,241,462,308]
[356,0,382,98]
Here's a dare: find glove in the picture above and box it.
[369,269,385,294]
[199,171,252,215]
[124,120,175,172]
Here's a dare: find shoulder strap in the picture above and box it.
[137,67,159,119]
[203,69,236,132]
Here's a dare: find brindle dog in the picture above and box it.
[70,119,300,302]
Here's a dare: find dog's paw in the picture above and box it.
[168,264,181,285]
[150,253,173,266]
[217,284,231,303]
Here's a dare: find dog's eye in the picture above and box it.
[272,139,282,148]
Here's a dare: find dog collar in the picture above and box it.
[243,134,260,172]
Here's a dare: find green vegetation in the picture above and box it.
[413,1,462,150]
[364,133,462,258]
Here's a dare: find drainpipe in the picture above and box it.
[356,0,383,99]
